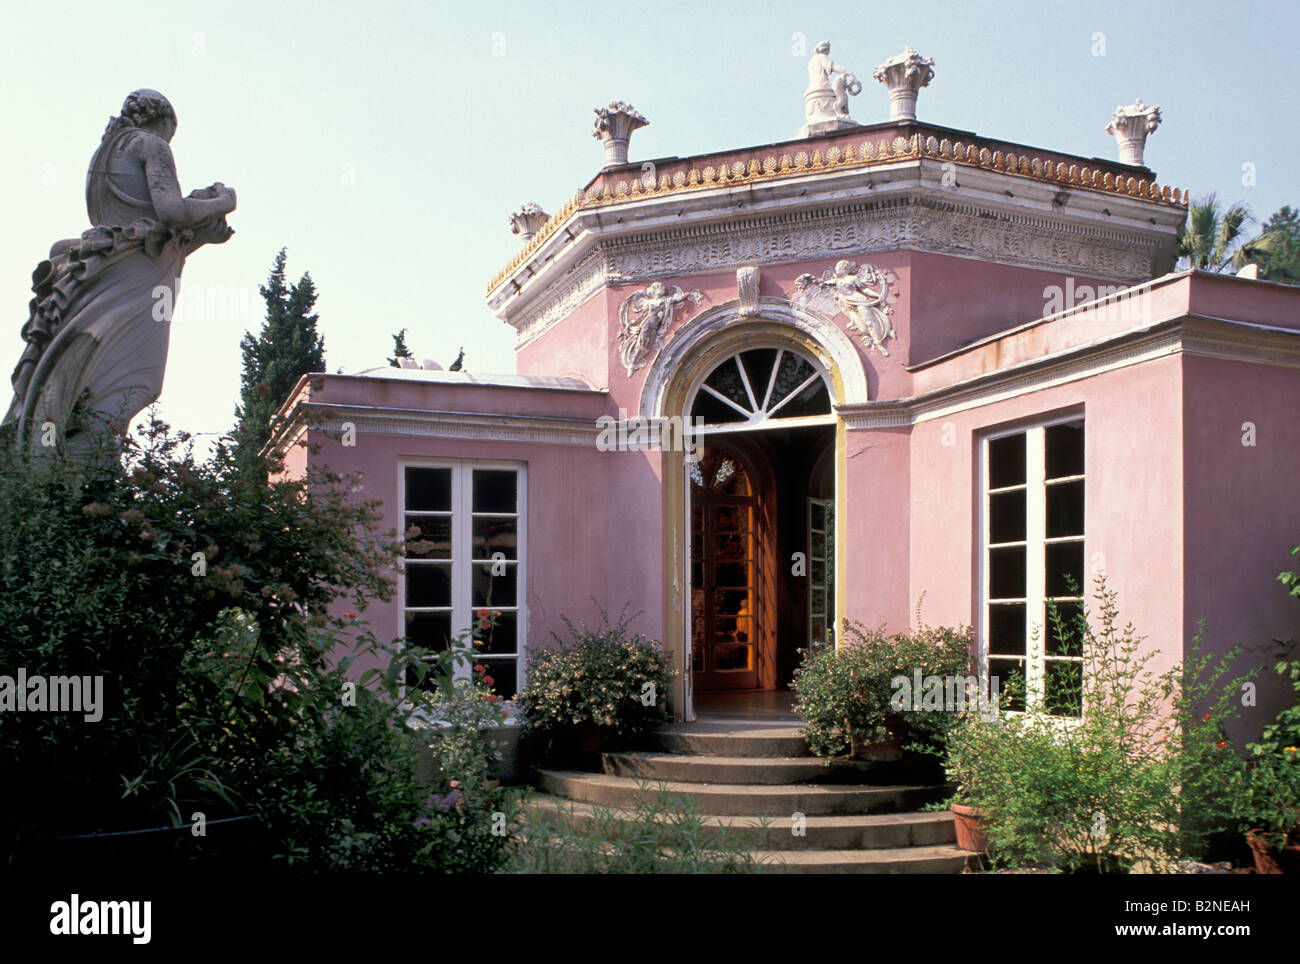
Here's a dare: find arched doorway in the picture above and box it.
[683,344,837,708]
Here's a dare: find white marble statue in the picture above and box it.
[618,282,702,376]
[795,260,895,355]
[5,90,237,454]
[804,41,861,126]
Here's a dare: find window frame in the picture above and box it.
[398,458,528,708]
[977,412,1085,718]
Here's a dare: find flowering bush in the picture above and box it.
[1230,659,1300,852]
[791,622,972,759]
[943,577,1251,873]
[517,606,674,751]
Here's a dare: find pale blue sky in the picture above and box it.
[2,0,1296,443]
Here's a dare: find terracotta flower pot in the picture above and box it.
[951,802,989,853]
[1246,829,1300,874]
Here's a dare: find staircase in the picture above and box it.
[527,721,973,873]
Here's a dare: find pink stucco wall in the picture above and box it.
[284,375,666,685]
[1183,354,1300,739]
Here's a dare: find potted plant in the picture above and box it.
[792,622,971,763]
[940,708,995,852]
[517,607,674,765]
[1232,659,1300,873]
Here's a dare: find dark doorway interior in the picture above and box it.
[690,424,834,696]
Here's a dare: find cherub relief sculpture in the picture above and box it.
[5,90,237,454]
[618,281,702,376]
[795,260,896,355]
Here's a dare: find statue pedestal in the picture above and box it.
[794,117,860,139]
[796,87,859,139]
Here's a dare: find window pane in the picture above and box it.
[988,659,1026,712]
[776,380,831,418]
[715,642,752,671]
[989,546,1026,599]
[404,611,452,650]
[478,658,517,699]
[1045,541,1084,597]
[472,561,517,608]
[472,516,517,560]
[1046,480,1084,538]
[691,390,747,425]
[1045,600,1085,657]
[740,348,778,401]
[989,490,1026,544]
[406,563,451,608]
[704,358,750,408]
[1045,660,1083,717]
[477,611,517,656]
[405,515,452,558]
[473,470,517,514]
[405,467,451,512]
[809,559,825,586]
[988,434,1026,488]
[988,603,1026,656]
[1045,422,1085,479]
[716,561,748,588]
[810,501,825,530]
[714,505,748,532]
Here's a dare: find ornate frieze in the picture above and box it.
[617,282,703,376]
[509,195,1166,346]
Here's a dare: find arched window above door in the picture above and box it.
[688,347,832,431]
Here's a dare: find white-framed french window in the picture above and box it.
[808,497,835,647]
[399,459,527,701]
[979,414,1085,717]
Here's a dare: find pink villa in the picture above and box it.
[276,47,1300,735]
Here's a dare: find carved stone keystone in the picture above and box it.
[872,46,935,122]
[1105,99,1162,166]
[593,101,648,169]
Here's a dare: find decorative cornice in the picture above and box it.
[508,193,1165,347]
[837,315,1300,428]
[292,402,606,447]
[487,129,1188,296]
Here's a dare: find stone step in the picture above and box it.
[525,794,957,850]
[755,845,973,874]
[646,723,809,758]
[532,768,945,816]
[601,750,905,785]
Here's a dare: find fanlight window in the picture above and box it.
[689,347,831,430]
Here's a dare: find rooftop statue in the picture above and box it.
[4,90,236,455]
[798,41,861,137]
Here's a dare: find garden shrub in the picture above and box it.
[517,606,675,753]
[791,622,972,759]
[944,576,1250,873]
[0,413,518,872]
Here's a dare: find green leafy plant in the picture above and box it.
[510,782,766,874]
[0,411,520,872]
[942,576,1251,873]
[791,621,972,759]
[1230,659,1300,852]
[517,605,675,752]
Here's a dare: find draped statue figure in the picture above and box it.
[4,90,236,454]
